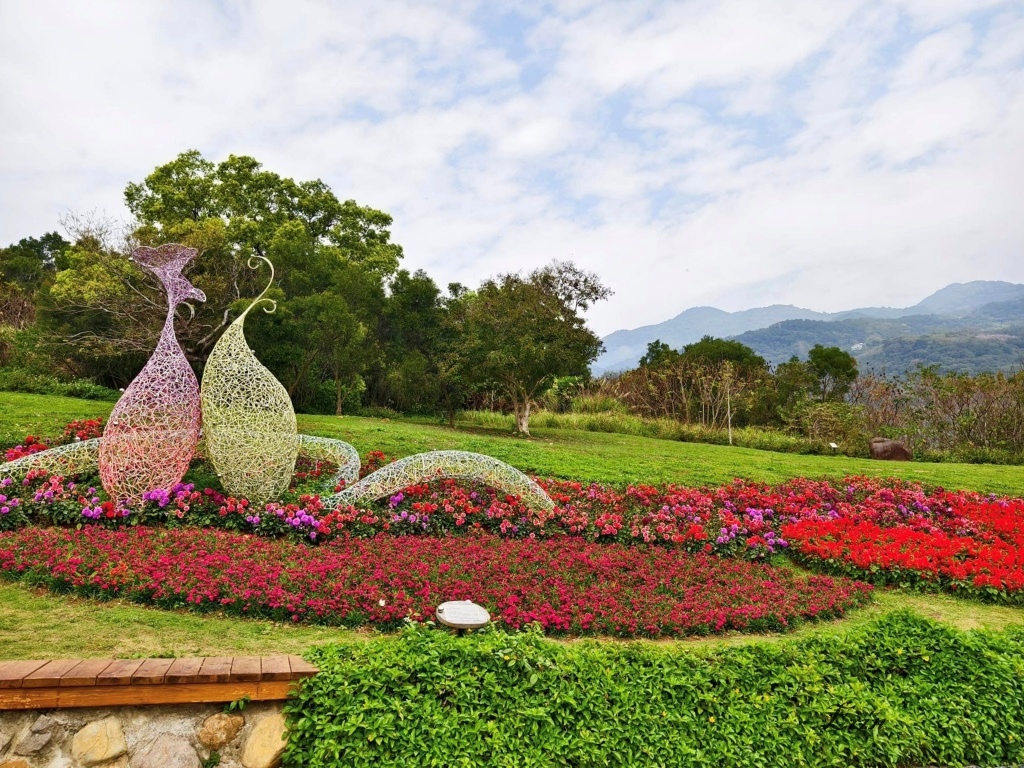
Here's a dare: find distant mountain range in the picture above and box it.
[594,281,1024,376]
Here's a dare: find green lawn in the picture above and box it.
[5,392,1024,494]
[0,581,358,660]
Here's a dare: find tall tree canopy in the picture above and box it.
[807,344,859,402]
[458,262,610,435]
[681,335,767,372]
[0,232,70,330]
[38,151,406,407]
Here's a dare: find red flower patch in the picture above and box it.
[0,526,871,638]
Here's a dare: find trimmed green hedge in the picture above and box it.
[285,612,1024,767]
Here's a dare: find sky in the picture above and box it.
[1,0,1023,337]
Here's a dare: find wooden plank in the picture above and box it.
[0,680,300,710]
[196,657,233,684]
[0,660,48,689]
[229,656,262,683]
[132,658,174,685]
[95,659,144,686]
[165,657,204,684]
[260,656,292,681]
[0,687,60,709]
[22,659,81,688]
[60,659,114,687]
[288,655,319,678]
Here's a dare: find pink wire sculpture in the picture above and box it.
[98,245,206,503]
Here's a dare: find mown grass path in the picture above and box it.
[3,578,1022,660]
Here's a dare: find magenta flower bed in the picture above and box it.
[0,526,871,637]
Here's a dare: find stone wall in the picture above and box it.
[0,702,288,768]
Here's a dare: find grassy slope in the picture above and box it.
[2,392,1023,659]
[5,392,1023,494]
[0,582,358,660]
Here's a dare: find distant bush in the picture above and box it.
[0,367,119,401]
[917,446,1024,466]
[459,409,834,455]
[568,393,628,414]
[286,613,1024,767]
[457,410,516,430]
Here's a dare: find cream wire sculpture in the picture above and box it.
[326,450,555,512]
[200,257,299,503]
[0,439,101,478]
[296,434,361,489]
[99,245,206,503]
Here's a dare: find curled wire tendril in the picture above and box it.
[244,255,278,315]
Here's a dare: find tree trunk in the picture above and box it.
[727,383,733,445]
[288,351,317,399]
[335,375,343,416]
[513,398,532,436]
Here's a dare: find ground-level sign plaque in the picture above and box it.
[436,600,490,630]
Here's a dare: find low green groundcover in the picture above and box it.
[285,612,1024,768]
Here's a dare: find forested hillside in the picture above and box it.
[598,282,1024,374]
[733,299,1024,373]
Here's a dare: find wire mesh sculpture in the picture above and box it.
[98,245,206,503]
[0,438,100,479]
[327,450,555,511]
[200,258,299,503]
[297,434,361,489]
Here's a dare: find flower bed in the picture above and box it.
[4,420,1024,605]
[0,526,870,637]
[0,446,986,557]
[783,498,1024,598]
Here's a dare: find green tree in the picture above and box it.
[807,344,859,402]
[243,260,384,414]
[121,150,402,355]
[681,335,767,372]
[370,269,443,412]
[459,264,610,435]
[38,151,403,399]
[297,292,368,416]
[432,283,477,427]
[0,232,70,288]
[639,340,682,368]
[0,232,71,329]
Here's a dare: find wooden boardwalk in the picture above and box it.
[0,655,317,710]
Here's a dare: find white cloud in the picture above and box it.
[1,0,1023,338]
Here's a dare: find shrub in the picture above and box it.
[0,367,119,401]
[568,393,628,414]
[284,613,1024,767]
